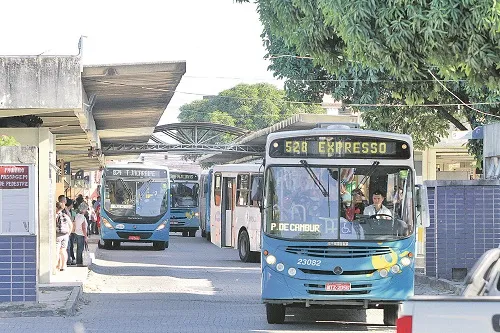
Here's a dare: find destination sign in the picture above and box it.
[105,168,168,179]
[171,173,199,181]
[269,136,410,159]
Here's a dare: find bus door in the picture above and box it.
[221,177,235,247]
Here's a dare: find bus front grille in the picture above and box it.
[116,232,153,240]
[299,268,377,276]
[285,246,391,258]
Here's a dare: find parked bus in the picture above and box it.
[210,164,263,262]
[199,169,213,241]
[170,171,200,237]
[99,162,170,251]
[260,125,422,325]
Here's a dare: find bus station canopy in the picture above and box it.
[198,113,359,165]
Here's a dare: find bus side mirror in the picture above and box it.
[415,184,430,228]
[251,176,263,209]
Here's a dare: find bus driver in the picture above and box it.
[363,189,392,219]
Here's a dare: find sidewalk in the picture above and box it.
[0,235,99,318]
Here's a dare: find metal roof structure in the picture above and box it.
[153,122,249,145]
[199,113,360,165]
[58,61,186,169]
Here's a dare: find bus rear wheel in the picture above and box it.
[182,231,188,237]
[153,241,166,251]
[188,230,196,237]
[383,304,398,326]
[266,304,285,324]
[239,230,259,263]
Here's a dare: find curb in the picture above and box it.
[63,286,82,316]
[415,273,464,295]
[0,286,82,318]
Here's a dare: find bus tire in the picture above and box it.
[188,230,196,237]
[383,304,398,326]
[104,240,112,250]
[112,241,121,249]
[238,230,252,262]
[182,231,188,237]
[153,241,166,251]
[201,230,206,238]
[266,304,285,324]
[97,239,103,249]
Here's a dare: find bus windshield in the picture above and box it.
[104,179,169,217]
[171,182,199,208]
[264,165,414,241]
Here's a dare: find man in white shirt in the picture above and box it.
[363,190,392,218]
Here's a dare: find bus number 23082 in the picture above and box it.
[297,259,321,266]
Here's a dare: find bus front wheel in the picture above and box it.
[266,304,285,324]
[103,240,112,250]
[182,231,188,237]
[153,241,166,251]
[188,230,196,237]
[383,304,398,326]
[239,230,259,263]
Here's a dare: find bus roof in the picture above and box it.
[266,127,413,145]
[169,170,199,175]
[211,163,262,173]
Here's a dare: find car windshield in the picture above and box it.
[103,179,169,217]
[264,165,414,241]
[171,182,199,208]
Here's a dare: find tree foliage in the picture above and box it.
[178,83,325,132]
[0,135,20,146]
[237,0,500,160]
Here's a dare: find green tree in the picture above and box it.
[237,0,500,161]
[0,135,20,146]
[178,83,325,134]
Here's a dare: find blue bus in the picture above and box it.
[260,125,420,325]
[98,162,170,251]
[170,171,200,237]
[199,169,213,241]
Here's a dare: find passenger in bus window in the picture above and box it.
[363,190,392,219]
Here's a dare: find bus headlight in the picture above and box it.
[391,265,401,274]
[194,212,199,217]
[102,219,114,229]
[379,269,389,278]
[401,257,411,267]
[276,263,285,272]
[156,223,167,231]
[288,267,297,277]
[266,255,277,265]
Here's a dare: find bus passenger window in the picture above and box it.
[236,174,250,206]
[214,174,222,206]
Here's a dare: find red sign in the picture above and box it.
[0,166,29,189]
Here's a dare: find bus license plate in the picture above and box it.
[128,236,140,240]
[325,282,351,291]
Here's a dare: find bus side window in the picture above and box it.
[250,174,263,206]
[236,174,250,206]
[214,173,222,206]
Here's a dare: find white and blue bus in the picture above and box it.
[99,162,170,250]
[170,171,200,237]
[210,164,263,262]
[260,125,423,325]
[199,169,213,241]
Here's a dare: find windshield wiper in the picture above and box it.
[299,160,329,197]
[139,178,153,199]
[118,178,134,200]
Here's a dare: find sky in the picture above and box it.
[0,0,282,124]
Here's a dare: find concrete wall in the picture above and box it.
[0,128,56,284]
[0,56,81,112]
[424,180,500,280]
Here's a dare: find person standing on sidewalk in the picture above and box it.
[65,199,77,266]
[55,202,72,271]
[74,202,89,267]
